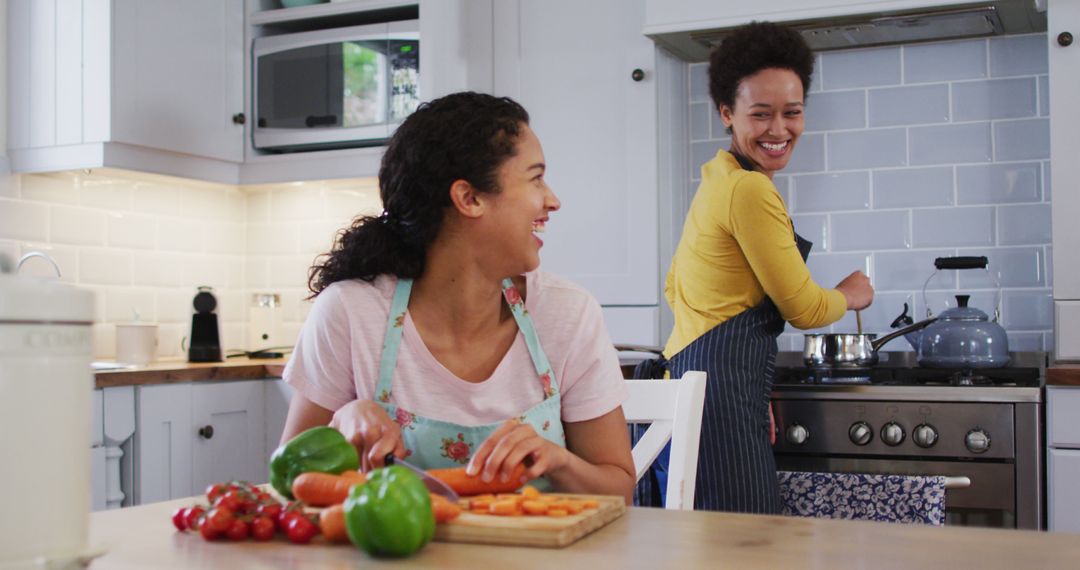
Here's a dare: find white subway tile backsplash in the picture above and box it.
[772,176,792,206]
[831,291,913,338]
[831,210,910,251]
[784,134,825,174]
[246,258,269,289]
[821,47,901,90]
[21,173,80,204]
[108,213,157,249]
[990,34,1048,77]
[997,204,1051,245]
[791,214,828,251]
[156,289,192,324]
[957,162,1040,204]
[299,221,342,254]
[1043,162,1051,201]
[204,222,245,255]
[994,119,1050,161]
[869,85,949,127]
[690,102,709,141]
[1003,290,1053,331]
[226,262,245,290]
[903,39,987,84]
[911,207,994,248]
[909,123,993,165]
[50,206,107,245]
[247,223,298,255]
[957,247,1043,288]
[80,249,132,285]
[158,218,206,253]
[805,252,871,290]
[1046,245,1054,287]
[827,129,907,170]
[707,105,727,140]
[190,256,228,290]
[805,90,866,132]
[689,63,709,102]
[0,175,18,199]
[246,190,271,223]
[158,323,184,358]
[271,187,328,222]
[0,199,49,241]
[218,290,245,323]
[105,288,156,323]
[872,249,957,291]
[690,140,725,179]
[269,255,317,288]
[133,251,188,287]
[792,172,869,213]
[872,167,953,209]
[132,182,184,216]
[81,177,132,211]
[952,78,1038,121]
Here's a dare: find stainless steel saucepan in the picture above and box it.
[802,318,938,368]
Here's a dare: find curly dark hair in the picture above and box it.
[708,21,814,116]
[308,92,530,295]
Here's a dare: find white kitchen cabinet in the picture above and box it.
[645,0,987,34]
[492,0,659,310]
[134,379,281,505]
[1047,386,1080,531]
[1050,0,1080,359]
[91,389,106,511]
[6,0,244,182]
[264,378,295,453]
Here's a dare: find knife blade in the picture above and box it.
[384,453,461,502]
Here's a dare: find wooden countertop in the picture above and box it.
[94,358,287,389]
[1048,363,1080,386]
[84,496,1080,569]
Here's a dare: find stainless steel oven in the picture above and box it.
[771,351,1045,530]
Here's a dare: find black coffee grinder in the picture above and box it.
[188,286,222,362]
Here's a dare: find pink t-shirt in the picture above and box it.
[283,270,627,425]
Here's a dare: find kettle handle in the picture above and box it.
[921,259,1002,322]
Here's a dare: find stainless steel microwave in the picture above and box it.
[253,21,419,152]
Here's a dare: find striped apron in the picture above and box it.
[635,153,813,513]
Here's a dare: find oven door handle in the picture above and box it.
[944,476,971,489]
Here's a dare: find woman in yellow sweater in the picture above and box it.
[651,22,874,513]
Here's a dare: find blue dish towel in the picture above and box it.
[777,471,947,525]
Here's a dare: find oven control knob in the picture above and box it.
[786,423,810,446]
[880,422,905,446]
[913,424,938,448]
[965,428,991,454]
[848,421,873,446]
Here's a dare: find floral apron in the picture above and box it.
[375,277,566,477]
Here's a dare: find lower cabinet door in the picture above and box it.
[1049,448,1080,532]
[191,380,267,493]
[135,384,194,504]
[91,445,107,511]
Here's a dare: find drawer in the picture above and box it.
[1049,386,1080,448]
[1049,449,1080,532]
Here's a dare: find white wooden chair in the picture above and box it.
[622,370,707,510]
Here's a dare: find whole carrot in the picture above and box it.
[319,504,349,543]
[292,471,365,507]
[427,463,528,496]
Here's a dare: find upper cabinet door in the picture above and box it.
[1050,0,1080,300]
[493,0,659,306]
[111,0,244,163]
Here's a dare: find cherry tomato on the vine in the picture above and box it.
[285,515,319,544]
[225,519,250,542]
[171,507,188,531]
[184,506,206,531]
[251,516,276,542]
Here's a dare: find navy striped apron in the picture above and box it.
[634,153,813,514]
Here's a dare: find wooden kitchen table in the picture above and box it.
[86,497,1080,569]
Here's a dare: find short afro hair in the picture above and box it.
[708,21,814,113]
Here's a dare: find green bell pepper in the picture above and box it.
[343,465,435,557]
[269,426,360,500]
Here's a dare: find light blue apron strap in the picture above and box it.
[501,278,559,392]
[375,277,414,398]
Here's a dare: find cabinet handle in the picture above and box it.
[232,113,246,125]
[198,425,214,439]
[631,68,645,82]
[1060,32,1074,47]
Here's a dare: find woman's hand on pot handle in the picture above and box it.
[329,399,407,472]
[836,270,874,311]
[467,419,571,484]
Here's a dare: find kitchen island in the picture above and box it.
[87,497,1080,569]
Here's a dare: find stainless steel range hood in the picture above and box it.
[650,1,1047,62]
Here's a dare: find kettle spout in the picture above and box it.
[891,303,920,350]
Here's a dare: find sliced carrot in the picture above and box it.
[292,472,363,507]
[430,493,463,523]
[547,508,569,517]
[563,501,585,515]
[471,498,494,511]
[522,500,549,515]
[521,485,540,499]
[581,499,599,509]
[319,504,349,543]
[489,499,519,516]
[427,464,528,496]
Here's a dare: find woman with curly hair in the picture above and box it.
[279,92,635,501]
[646,22,874,513]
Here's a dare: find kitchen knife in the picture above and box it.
[384,454,460,502]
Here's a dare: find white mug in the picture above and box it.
[115,323,158,365]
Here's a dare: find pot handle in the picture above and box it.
[871,317,938,352]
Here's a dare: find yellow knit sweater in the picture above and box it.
[663,149,847,358]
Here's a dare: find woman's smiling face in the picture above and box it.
[719,67,805,179]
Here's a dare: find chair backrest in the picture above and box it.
[622,370,706,510]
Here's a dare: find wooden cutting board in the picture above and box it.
[433,494,626,548]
